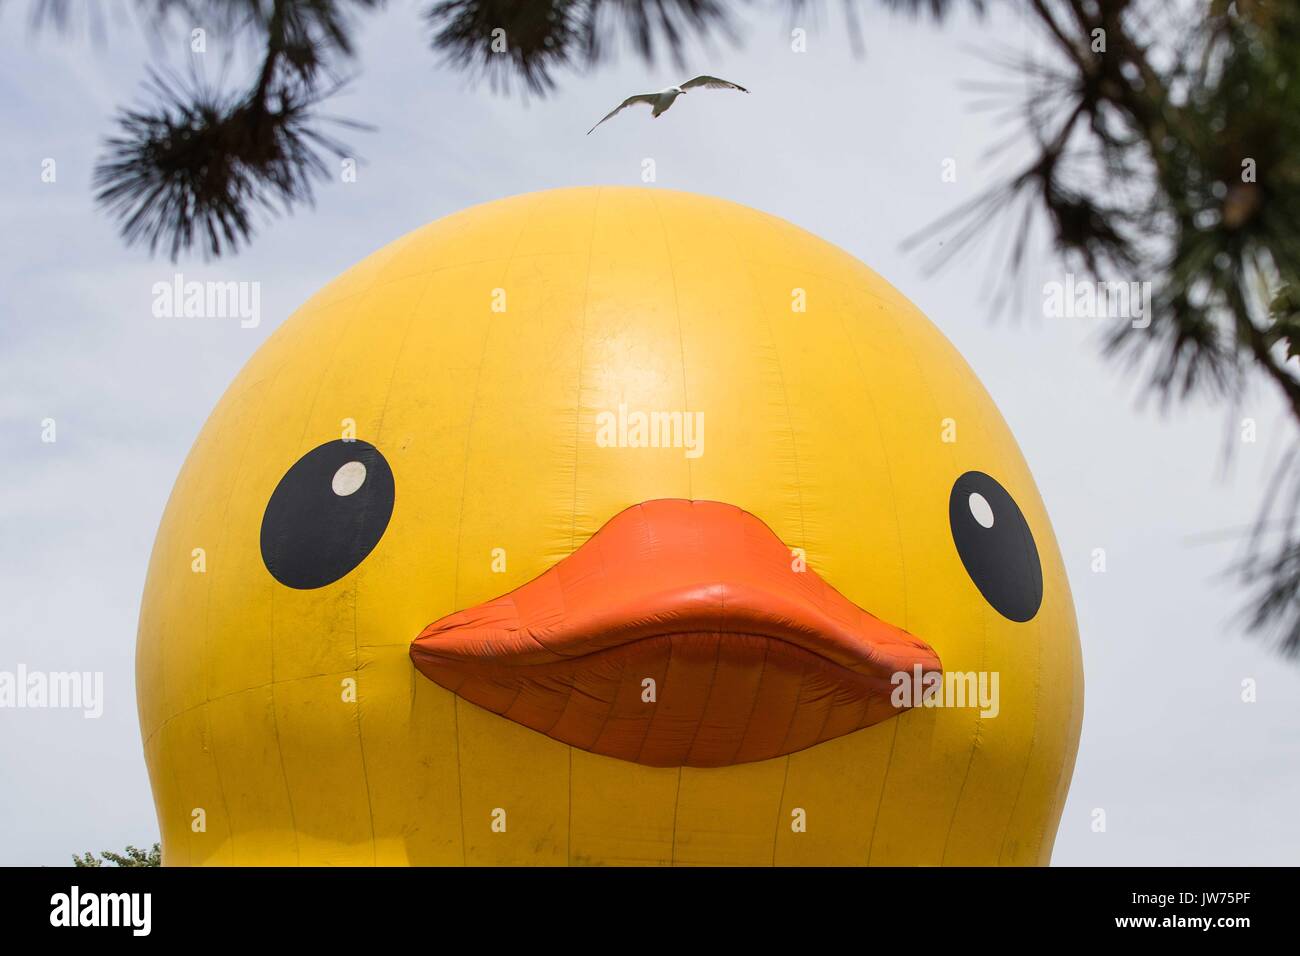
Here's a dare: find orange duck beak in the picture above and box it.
[411,499,940,768]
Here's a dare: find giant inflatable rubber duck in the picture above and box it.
[136,187,1083,865]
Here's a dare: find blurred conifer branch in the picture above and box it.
[900,0,1299,652]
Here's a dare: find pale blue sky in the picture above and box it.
[2,2,1297,865]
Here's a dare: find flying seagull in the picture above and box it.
[587,75,749,134]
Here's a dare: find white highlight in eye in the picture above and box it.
[332,461,367,497]
[968,491,995,529]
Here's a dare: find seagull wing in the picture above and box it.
[680,75,749,93]
[587,93,658,134]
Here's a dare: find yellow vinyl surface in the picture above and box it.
[136,186,1083,865]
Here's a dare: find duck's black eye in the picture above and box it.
[948,471,1042,622]
[260,439,395,590]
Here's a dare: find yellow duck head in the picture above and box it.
[137,186,1083,865]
